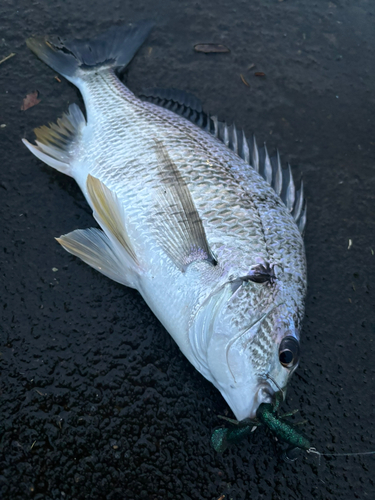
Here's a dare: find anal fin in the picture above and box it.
[56,228,135,288]
[22,103,86,176]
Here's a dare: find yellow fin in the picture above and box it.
[56,228,135,288]
[86,174,138,265]
[22,104,86,176]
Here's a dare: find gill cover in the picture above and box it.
[189,280,301,421]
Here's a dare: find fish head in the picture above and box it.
[204,280,302,421]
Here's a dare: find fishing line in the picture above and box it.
[265,373,285,401]
[307,447,375,459]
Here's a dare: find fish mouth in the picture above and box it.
[257,384,274,404]
[264,373,287,402]
[249,378,286,420]
[243,383,275,420]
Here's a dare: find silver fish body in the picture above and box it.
[23,23,306,421]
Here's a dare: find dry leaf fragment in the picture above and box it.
[240,74,250,87]
[21,91,41,111]
[194,43,230,53]
[254,72,266,77]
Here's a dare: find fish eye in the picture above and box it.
[278,336,300,369]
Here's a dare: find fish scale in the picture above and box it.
[23,22,307,422]
[82,72,277,273]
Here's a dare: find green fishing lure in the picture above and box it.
[211,400,310,455]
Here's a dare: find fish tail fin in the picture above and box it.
[26,21,153,84]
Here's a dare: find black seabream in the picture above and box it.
[23,22,307,426]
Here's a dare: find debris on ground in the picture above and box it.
[194,43,230,53]
[0,52,15,65]
[21,90,41,111]
[240,74,250,87]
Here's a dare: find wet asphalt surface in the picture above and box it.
[1,1,375,499]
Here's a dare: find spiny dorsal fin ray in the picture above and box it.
[215,121,306,235]
[140,89,306,235]
[86,174,139,265]
[284,164,296,211]
[268,150,282,196]
[293,179,304,223]
[153,141,217,272]
[296,202,307,236]
[210,122,306,235]
[22,103,86,176]
[56,228,135,288]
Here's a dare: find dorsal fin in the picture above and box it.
[139,88,212,129]
[139,89,306,235]
[139,88,215,134]
[140,88,203,112]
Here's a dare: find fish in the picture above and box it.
[23,22,307,423]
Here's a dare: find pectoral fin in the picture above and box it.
[56,228,135,287]
[152,142,217,272]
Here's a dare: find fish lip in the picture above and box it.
[257,383,274,404]
[243,382,275,420]
[264,373,288,403]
